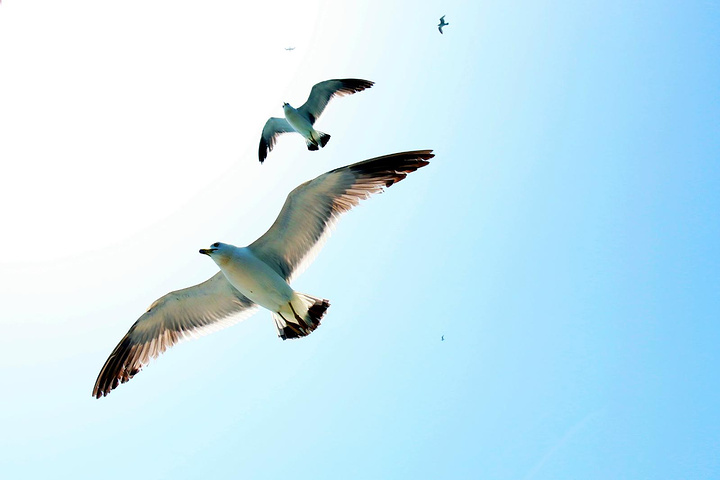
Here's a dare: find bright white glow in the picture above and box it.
[0,0,321,263]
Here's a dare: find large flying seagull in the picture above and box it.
[93,150,433,398]
[258,78,374,163]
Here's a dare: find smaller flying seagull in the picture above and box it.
[285,47,295,51]
[438,15,449,34]
[258,78,374,163]
[92,150,432,398]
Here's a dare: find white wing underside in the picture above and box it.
[258,117,296,162]
[93,272,258,397]
[298,79,375,123]
[248,150,434,282]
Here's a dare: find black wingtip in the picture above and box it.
[93,335,134,399]
[333,78,375,95]
[340,150,433,188]
[259,138,268,164]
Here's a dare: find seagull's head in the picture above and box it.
[282,102,291,110]
[199,242,224,257]
[200,242,234,267]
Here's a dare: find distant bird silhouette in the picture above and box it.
[441,335,445,341]
[438,15,449,34]
[258,78,374,163]
[285,47,295,51]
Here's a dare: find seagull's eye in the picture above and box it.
[212,242,220,248]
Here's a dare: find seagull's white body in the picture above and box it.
[213,245,293,311]
[206,243,328,341]
[92,150,433,398]
[258,78,374,163]
[282,103,320,146]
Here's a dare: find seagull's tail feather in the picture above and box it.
[273,293,330,340]
[306,132,330,151]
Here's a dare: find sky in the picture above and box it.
[1,0,719,478]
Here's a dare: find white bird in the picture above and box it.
[438,15,449,34]
[284,47,295,51]
[258,78,374,163]
[92,150,433,398]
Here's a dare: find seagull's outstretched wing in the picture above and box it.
[93,272,257,398]
[297,78,374,125]
[249,150,433,282]
[259,117,295,163]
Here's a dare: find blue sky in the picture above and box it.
[1,0,719,478]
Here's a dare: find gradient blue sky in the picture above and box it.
[1,1,719,479]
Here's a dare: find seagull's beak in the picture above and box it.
[199,248,216,255]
